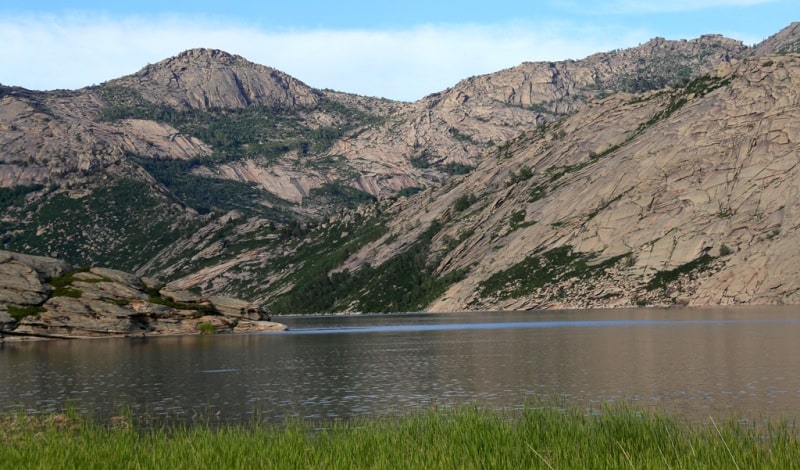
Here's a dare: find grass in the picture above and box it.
[0,404,798,469]
[5,305,46,321]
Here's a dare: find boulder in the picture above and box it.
[0,307,14,328]
[0,250,280,340]
[141,276,163,291]
[208,295,269,320]
[73,280,150,302]
[90,267,143,289]
[233,320,288,333]
[0,261,51,306]
[15,296,150,337]
[0,250,71,279]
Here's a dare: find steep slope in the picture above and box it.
[337,54,800,311]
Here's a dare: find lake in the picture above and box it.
[2,305,799,423]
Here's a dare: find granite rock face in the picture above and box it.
[110,48,323,111]
[397,55,800,311]
[0,250,286,340]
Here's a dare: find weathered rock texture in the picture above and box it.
[110,49,322,110]
[2,24,800,314]
[366,54,800,311]
[0,250,286,341]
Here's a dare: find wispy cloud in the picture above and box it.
[0,14,648,101]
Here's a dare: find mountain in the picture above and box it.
[108,48,322,110]
[2,23,800,317]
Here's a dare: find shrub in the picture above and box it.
[6,305,47,321]
[453,194,477,212]
[197,322,216,335]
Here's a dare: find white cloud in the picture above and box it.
[0,14,649,101]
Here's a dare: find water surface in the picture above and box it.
[2,306,799,423]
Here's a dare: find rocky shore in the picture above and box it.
[0,250,287,341]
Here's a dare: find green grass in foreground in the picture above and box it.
[1,405,798,469]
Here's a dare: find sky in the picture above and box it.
[0,1,796,101]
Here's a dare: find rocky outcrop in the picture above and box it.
[108,48,322,110]
[0,250,286,341]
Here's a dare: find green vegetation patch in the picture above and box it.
[440,162,475,175]
[6,305,47,321]
[1,405,798,469]
[506,167,534,186]
[777,41,800,55]
[0,184,44,209]
[263,215,390,313]
[51,286,82,298]
[98,84,383,161]
[197,322,216,335]
[132,155,291,219]
[545,161,592,182]
[646,254,715,291]
[452,193,477,213]
[4,178,200,271]
[479,246,627,300]
[507,209,535,232]
[306,182,376,210]
[269,218,468,314]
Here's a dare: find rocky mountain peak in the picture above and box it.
[423,34,747,121]
[108,48,321,110]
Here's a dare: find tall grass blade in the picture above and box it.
[525,442,554,470]
[710,415,740,470]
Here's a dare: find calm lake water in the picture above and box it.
[2,306,800,423]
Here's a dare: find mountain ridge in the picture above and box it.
[2,23,800,319]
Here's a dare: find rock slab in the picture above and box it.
[0,250,285,340]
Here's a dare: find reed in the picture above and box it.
[1,404,797,469]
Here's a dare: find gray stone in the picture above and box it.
[208,295,267,320]
[90,267,143,289]
[159,288,203,303]
[0,250,70,279]
[0,308,14,326]
[233,320,288,333]
[0,262,51,306]
[0,262,45,290]
[141,276,163,291]
[74,280,149,302]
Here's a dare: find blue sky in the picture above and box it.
[0,1,796,101]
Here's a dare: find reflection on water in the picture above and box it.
[1,305,799,423]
